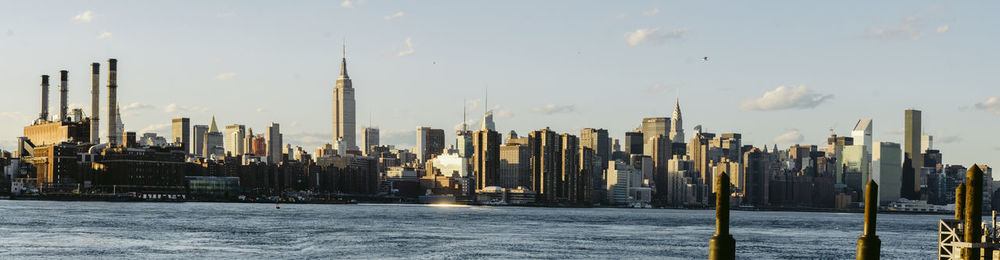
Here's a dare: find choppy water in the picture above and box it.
[0,200,948,259]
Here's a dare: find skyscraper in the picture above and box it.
[192,125,208,156]
[362,127,379,156]
[224,124,246,156]
[266,123,282,164]
[559,133,580,202]
[473,128,501,190]
[333,46,357,151]
[873,142,902,204]
[904,109,922,199]
[670,99,685,143]
[529,128,559,201]
[415,127,445,163]
[204,117,224,158]
[500,142,531,189]
[624,131,644,155]
[171,117,190,152]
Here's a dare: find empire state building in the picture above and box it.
[333,48,357,150]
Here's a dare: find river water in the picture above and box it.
[0,200,949,259]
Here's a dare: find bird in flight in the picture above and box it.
[702,57,709,62]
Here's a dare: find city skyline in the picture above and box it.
[1,1,999,168]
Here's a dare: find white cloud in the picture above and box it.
[465,99,483,113]
[935,25,950,34]
[384,11,405,20]
[74,11,94,23]
[139,123,171,135]
[740,85,833,111]
[625,28,688,46]
[494,108,513,119]
[974,97,1000,115]
[884,128,905,135]
[256,108,265,113]
[97,32,113,40]
[642,8,660,16]
[938,135,961,144]
[533,104,575,115]
[454,119,478,131]
[646,83,670,94]
[215,72,237,80]
[340,0,354,8]
[865,15,923,41]
[773,130,804,145]
[397,37,415,57]
[164,103,209,113]
[120,102,154,116]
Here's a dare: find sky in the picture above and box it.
[1,1,999,168]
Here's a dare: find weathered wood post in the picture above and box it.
[709,172,735,260]
[856,180,880,260]
[956,185,966,220]
[964,165,984,260]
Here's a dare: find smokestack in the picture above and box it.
[107,58,118,145]
[39,75,49,122]
[91,62,100,144]
[59,70,68,122]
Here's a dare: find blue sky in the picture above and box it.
[1,1,999,168]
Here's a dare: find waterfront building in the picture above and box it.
[171,117,190,152]
[499,143,531,189]
[841,144,869,198]
[873,142,902,204]
[607,160,636,205]
[529,128,559,201]
[645,134,671,204]
[904,109,922,199]
[333,46,357,150]
[688,132,715,190]
[826,134,853,185]
[667,155,698,205]
[473,128,501,190]
[742,147,768,206]
[560,133,580,202]
[580,128,610,201]
[224,124,246,157]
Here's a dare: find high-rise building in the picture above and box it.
[624,131,644,155]
[204,117,224,158]
[192,125,208,156]
[333,46,357,150]
[921,135,933,152]
[529,128,559,201]
[560,134,580,202]
[473,129,501,190]
[645,134,671,204]
[688,132,715,189]
[579,146,595,204]
[670,99,685,143]
[607,160,636,205]
[711,157,741,194]
[580,128,610,200]
[251,134,267,157]
[266,123,282,164]
[826,134,853,184]
[873,142,902,204]
[415,127,445,162]
[362,127,379,156]
[224,124,246,157]
[841,145,870,197]
[904,109,922,199]
[742,148,768,206]
[499,143,531,189]
[641,117,670,150]
[667,155,697,206]
[171,118,190,153]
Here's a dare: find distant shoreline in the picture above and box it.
[2,194,961,216]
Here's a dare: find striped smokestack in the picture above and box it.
[107,58,118,145]
[39,75,49,121]
[91,62,100,144]
[59,70,68,122]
